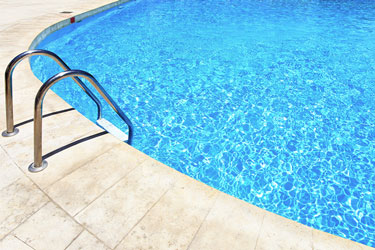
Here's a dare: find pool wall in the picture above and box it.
[29,0,131,50]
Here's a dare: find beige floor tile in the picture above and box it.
[75,159,179,249]
[312,229,371,250]
[189,192,265,250]
[116,176,218,250]
[20,133,121,189]
[0,176,48,239]
[255,211,313,250]
[0,62,38,97]
[13,202,82,250]
[0,146,23,190]
[2,109,104,169]
[66,230,109,250]
[0,84,72,143]
[46,144,147,216]
[0,235,33,250]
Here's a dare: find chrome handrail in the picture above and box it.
[29,70,134,172]
[2,49,102,137]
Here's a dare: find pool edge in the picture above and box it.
[28,0,131,50]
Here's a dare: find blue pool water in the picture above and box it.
[31,0,375,246]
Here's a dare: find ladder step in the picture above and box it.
[97,118,128,141]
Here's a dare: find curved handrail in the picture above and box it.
[29,70,134,172]
[2,49,102,136]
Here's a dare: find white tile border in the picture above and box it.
[29,0,131,50]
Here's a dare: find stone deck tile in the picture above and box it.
[2,109,104,168]
[0,235,33,250]
[255,211,313,250]
[312,229,374,250]
[0,52,52,93]
[0,146,23,190]
[0,105,73,149]
[116,176,218,250]
[75,158,180,249]
[0,176,48,240]
[0,0,118,34]
[0,84,72,139]
[46,144,148,216]
[188,192,266,250]
[66,230,109,250]
[13,202,82,250]
[17,133,121,189]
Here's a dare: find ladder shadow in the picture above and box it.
[12,107,109,160]
[14,107,75,128]
[42,130,109,160]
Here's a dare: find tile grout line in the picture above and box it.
[42,136,122,189]
[0,147,51,242]
[1,141,113,249]
[311,228,315,250]
[186,192,220,250]
[0,176,23,191]
[2,125,115,189]
[0,115,102,155]
[1,201,50,243]
[253,211,267,250]
[0,145,24,191]
[1,122,147,250]
[72,156,148,217]
[76,228,111,249]
[112,178,180,249]
[28,152,150,250]
[0,101,84,148]
[26,180,113,250]
[64,157,150,249]
[13,234,37,250]
[64,228,84,250]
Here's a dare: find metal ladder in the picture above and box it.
[2,50,134,173]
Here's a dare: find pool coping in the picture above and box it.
[0,0,373,249]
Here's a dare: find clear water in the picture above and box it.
[31,0,375,246]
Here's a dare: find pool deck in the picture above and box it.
[0,0,373,249]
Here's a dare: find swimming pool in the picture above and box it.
[31,0,375,246]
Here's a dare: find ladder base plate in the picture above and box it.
[2,128,19,137]
[28,160,48,173]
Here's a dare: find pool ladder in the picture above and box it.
[2,49,134,173]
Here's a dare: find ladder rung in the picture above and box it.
[97,118,128,141]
